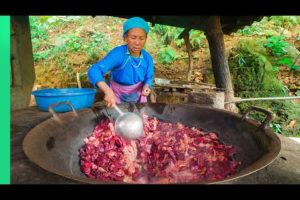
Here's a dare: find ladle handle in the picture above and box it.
[113,104,124,115]
[241,106,273,130]
[49,101,78,120]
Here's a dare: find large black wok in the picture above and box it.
[22,103,281,184]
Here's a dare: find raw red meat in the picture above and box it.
[79,115,241,184]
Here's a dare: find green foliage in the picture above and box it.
[263,36,290,57]
[157,46,179,64]
[289,64,300,71]
[84,32,110,61]
[33,40,67,62]
[29,16,49,41]
[230,52,265,91]
[152,24,184,45]
[152,24,169,35]
[237,22,264,36]
[175,39,185,48]
[30,16,50,54]
[269,123,282,134]
[270,101,300,136]
[229,38,300,137]
[189,30,206,50]
[65,35,83,52]
[152,25,206,52]
[33,49,51,61]
[263,36,300,72]
[45,16,83,28]
[277,56,300,71]
[235,95,300,137]
[237,17,275,36]
[30,16,83,44]
[237,16,300,36]
[277,56,293,65]
[32,23,110,64]
[31,38,44,51]
[229,39,270,92]
[30,17,84,62]
[270,16,300,28]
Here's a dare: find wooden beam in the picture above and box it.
[204,16,237,112]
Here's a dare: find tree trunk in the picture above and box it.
[204,16,237,112]
[181,29,194,81]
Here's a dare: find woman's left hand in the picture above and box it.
[142,85,151,96]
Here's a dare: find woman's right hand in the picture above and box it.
[96,81,117,108]
[104,90,116,108]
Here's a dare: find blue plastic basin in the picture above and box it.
[32,88,97,112]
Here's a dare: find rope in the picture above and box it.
[225,96,300,104]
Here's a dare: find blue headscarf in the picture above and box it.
[123,17,149,37]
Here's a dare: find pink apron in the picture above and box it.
[110,80,147,104]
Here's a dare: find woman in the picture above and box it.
[88,17,154,107]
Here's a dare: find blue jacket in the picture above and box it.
[88,44,154,88]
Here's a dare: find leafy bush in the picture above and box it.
[237,22,264,36]
[157,46,179,64]
[189,30,206,50]
[33,49,51,61]
[277,56,300,71]
[270,16,300,28]
[264,36,300,72]
[229,39,300,137]
[65,35,83,52]
[229,39,270,92]
[237,17,275,36]
[45,16,83,28]
[152,24,169,35]
[152,24,184,45]
[30,16,51,56]
[237,16,300,36]
[84,32,110,61]
[29,16,49,41]
[263,36,290,57]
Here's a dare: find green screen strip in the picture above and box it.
[0,16,10,184]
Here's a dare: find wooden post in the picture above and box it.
[204,16,237,112]
[76,72,82,88]
[10,16,36,111]
[179,28,194,81]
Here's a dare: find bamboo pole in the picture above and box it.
[76,72,82,88]
[225,96,300,104]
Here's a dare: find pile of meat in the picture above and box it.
[79,115,241,184]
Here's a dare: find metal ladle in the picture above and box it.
[113,104,144,140]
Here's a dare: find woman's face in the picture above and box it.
[125,28,147,57]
